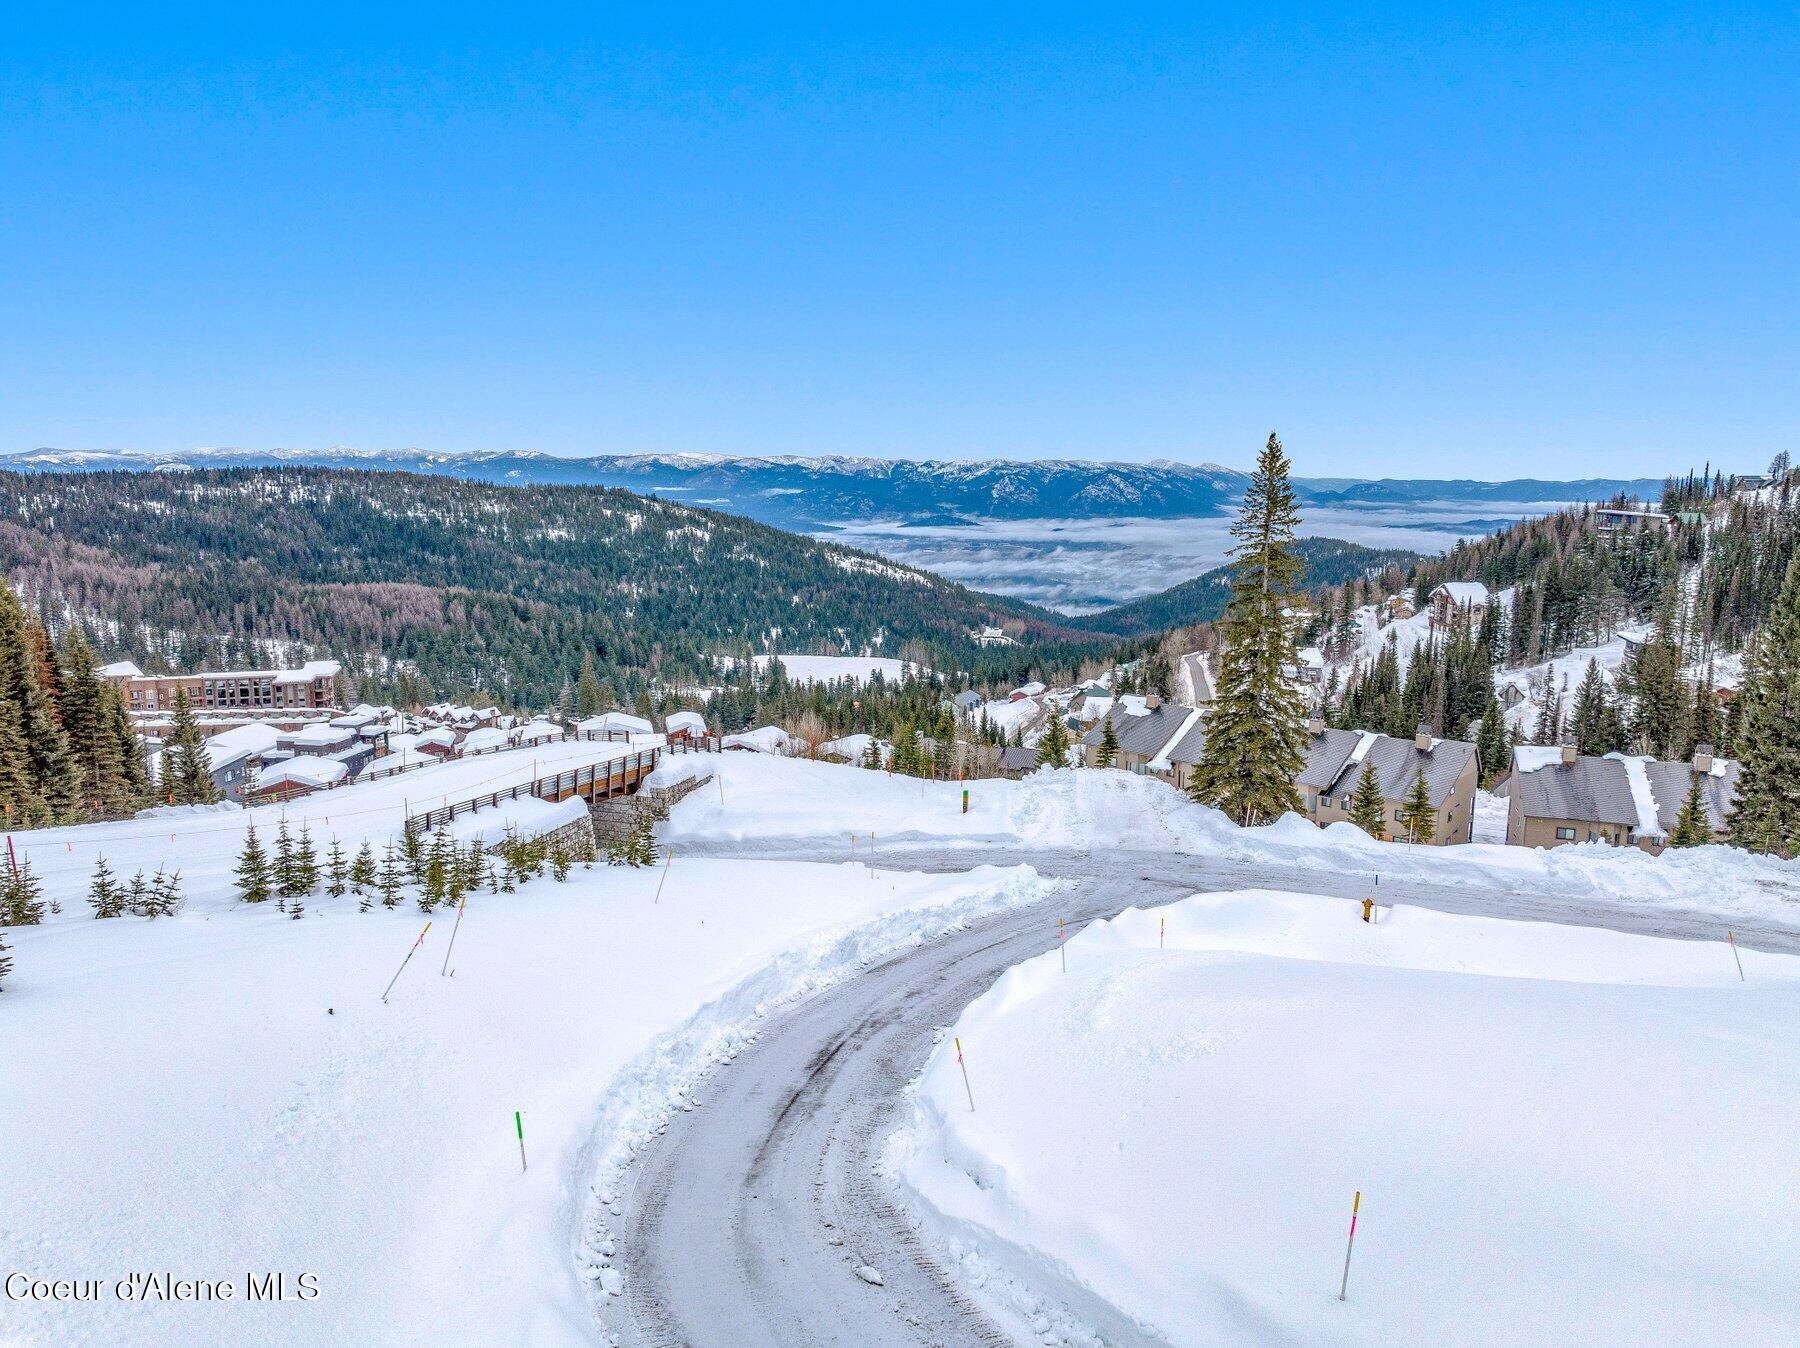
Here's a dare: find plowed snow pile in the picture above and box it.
[667,753,1800,929]
[898,889,1800,1346]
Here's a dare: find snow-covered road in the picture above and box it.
[611,841,1800,1347]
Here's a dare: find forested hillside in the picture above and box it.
[1073,538,1423,637]
[1301,470,1800,775]
[0,469,1105,707]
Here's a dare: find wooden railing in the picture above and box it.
[402,748,661,835]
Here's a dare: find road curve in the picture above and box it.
[608,843,1800,1347]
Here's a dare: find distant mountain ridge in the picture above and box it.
[0,447,1669,531]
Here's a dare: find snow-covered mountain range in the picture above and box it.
[0,445,1663,530]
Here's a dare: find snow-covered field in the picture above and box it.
[752,653,918,684]
[1,843,1052,1346]
[899,889,1800,1345]
[0,740,1061,1344]
[668,753,1800,929]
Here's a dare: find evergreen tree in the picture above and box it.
[1347,758,1387,839]
[551,845,571,881]
[125,870,149,917]
[3,859,45,925]
[349,842,377,896]
[1570,660,1610,756]
[235,826,273,904]
[1035,714,1071,770]
[289,889,305,919]
[377,843,406,908]
[58,629,143,816]
[1398,769,1437,844]
[630,811,660,866]
[273,821,300,898]
[1095,714,1119,768]
[147,869,182,917]
[1729,558,1800,852]
[1668,772,1713,847]
[1188,434,1308,826]
[164,687,220,805]
[293,826,319,893]
[87,856,126,919]
[400,822,426,885]
[0,927,11,989]
[326,839,348,898]
[1532,694,1563,746]
[576,651,604,718]
[0,585,79,824]
[1474,698,1509,786]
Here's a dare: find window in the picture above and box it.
[1555,826,1576,841]
[1393,808,1406,822]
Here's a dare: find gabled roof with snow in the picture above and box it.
[1642,757,1739,834]
[1510,749,1638,828]
[1303,726,1476,803]
[665,710,708,735]
[97,660,145,679]
[1081,702,1200,762]
[1430,581,1490,606]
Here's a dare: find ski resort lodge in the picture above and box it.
[98,659,343,713]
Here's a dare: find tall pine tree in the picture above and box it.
[1094,714,1119,768]
[1398,769,1437,844]
[1347,757,1387,839]
[1729,557,1800,853]
[235,825,273,903]
[164,687,220,805]
[1188,434,1307,826]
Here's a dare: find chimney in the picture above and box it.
[1413,722,1432,752]
[1307,715,1326,737]
[1693,743,1714,774]
[1561,740,1577,766]
[1145,694,1161,710]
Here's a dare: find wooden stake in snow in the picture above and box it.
[441,893,467,976]
[1059,917,1066,972]
[954,1037,975,1112]
[653,847,674,904]
[1728,930,1745,981]
[1159,915,1165,949]
[1338,1190,1362,1301]
[515,1110,528,1171]
[962,788,969,815]
[381,922,431,1003]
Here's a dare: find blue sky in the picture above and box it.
[2,7,1795,478]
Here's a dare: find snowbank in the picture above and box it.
[899,889,1800,1346]
[664,753,1800,930]
[1,850,1054,1346]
